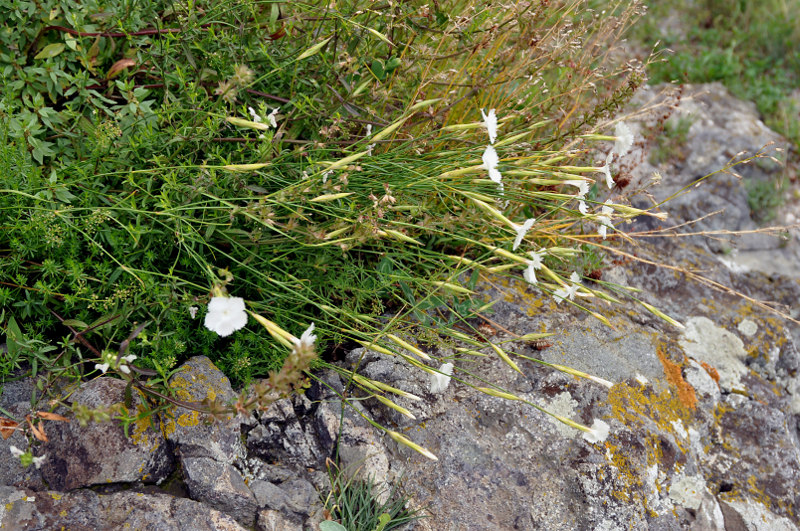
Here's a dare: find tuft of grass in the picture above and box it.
[322,460,423,531]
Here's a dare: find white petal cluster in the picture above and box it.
[266,108,279,129]
[481,108,498,144]
[598,121,634,189]
[482,145,502,184]
[596,200,615,240]
[248,106,262,123]
[582,419,610,443]
[293,323,317,349]
[429,362,455,394]
[512,218,536,251]
[204,296,248,337]
[565,180,590,214]
[613,121,633,156]
[524,250,544,286]
[553,271,581,304]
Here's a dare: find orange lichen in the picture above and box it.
[699,361,720,384]
[657,348,697,411]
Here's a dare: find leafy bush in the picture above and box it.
[2,0,672,458]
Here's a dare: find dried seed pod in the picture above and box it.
[586,269,603,282]
[477,322,497,337]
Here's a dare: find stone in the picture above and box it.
[257,509,303,531]
[246,394,328,470]
[183,457,257,527]
[0,486,247,530]
[38,377,173,490]
[162,356,244,462]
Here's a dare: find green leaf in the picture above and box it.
[34,43,65,60]
[373,513,392,531]
[62,319,88,330]
[54,187,77,204]
[371,59,386,81]
[319,522,348,531]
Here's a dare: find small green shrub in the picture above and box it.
[322,461,423,531]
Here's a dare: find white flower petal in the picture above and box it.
[430,363,455,394]
[481,108,498,144]
[523,263,538,285]
[32,454,46,469]
[9,446,24,458]
[204,296,248,337]
[248,106,262,123]
[512,218,536,250]
[564,179,589,198]
[95,363,110,374]
[267,108,279,128]
[482,144,499,169]
[488,167,503,184]
[578,200,588,215]
[294,323,317,349]
[582,419,610,443]
[613,122,633,155]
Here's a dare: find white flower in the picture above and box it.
[9,446,24,458]
[524,250,544,286]
[596,200,615,240]
[482,145,502,183]
[248,106,262,123]
[365,124,372,137]
[119,365,131,375]
[512,218,535,250]
[600,152,614,188]
[95,363,110,374]
[430,362,454,394]
[366,143,376,156]
[293,323,317,349]
[31,454,46,469]
[481,108,498,144]
[189,306,198,319]
[266,108,279,128]
[553,271,581,304]
[564,179,589,199]
[204,296,248,337]
[122,354,137,363]
[565,180,590,213]
[613,121,633,156]
[582,419,610,443]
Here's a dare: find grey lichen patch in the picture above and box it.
[679,316,749,392]
[537,391,580,438]
[737,318,758,337]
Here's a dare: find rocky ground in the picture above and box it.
[1,83,799,530]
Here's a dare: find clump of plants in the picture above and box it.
[2,0,682,466]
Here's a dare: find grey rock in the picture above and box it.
[251,478,318,516]
[247,395,329,470]
[625,83,800,277]
[162,356,244,462]
[39,377,173,490]
[183,457,257,527]
[0,485,247,530]
[257,509,303,531]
